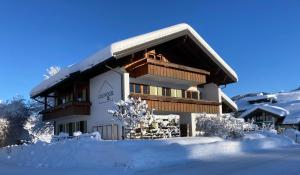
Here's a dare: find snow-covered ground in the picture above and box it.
[0,131,299,175]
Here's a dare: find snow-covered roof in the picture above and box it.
[247,94,277,103]
[220,90,238,111]
[239,104,289,119]
[30,23,238,97]
[235,90,300,124]
[283,113,300,125]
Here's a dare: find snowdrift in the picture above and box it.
[0,131,296,171]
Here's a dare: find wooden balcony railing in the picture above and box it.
[130,93,220,114]
[41,101,91,121]
[125,58,210,85]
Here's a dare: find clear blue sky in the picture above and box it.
[0,0,300,100]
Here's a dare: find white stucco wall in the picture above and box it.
[200,83,222,114]
[89,69,128,139]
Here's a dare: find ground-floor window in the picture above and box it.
[56,120,87,136]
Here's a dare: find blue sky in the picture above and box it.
[0,0,300,100]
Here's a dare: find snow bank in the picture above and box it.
[0,132,296,171]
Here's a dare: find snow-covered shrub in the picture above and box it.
[24,114,54,143]
[0,96,32,146]
[243,119,258,131]
[23,100,54,143]
[108,97,148,130]
[0,118,9,146]
[108,98,178,139]
[196,114,252,138]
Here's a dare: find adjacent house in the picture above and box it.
[235,92,300,130]
[30,23,238,139]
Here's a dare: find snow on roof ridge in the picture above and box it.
[239,104,289,119]
[30,23,238,97]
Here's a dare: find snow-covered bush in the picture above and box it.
[108,98,178,139]
[196,114,255,138]
[108,97,148,130]
[23,100,54,143]
[0,118,9,146]
[0,97,31,147]
[24,114,54,143]
[0,97,54,146]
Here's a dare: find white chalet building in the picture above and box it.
[30,23,238,139]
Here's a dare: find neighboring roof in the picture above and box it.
[239,104,289,119]
[220,90,238,112]
[282,112,300,125]
[247,94,277,103]
[30,23,238,98]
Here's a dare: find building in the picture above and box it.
[235,92,300,130]
[30,23,238,139]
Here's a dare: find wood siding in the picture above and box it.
[41,102,91,121]
[126,58,209,85]
[131,93,220,113]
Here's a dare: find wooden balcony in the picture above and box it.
[41,101,91,121]
[130,93,220,114]
[125,58,210,85]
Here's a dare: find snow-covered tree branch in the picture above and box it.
[196,114,257,138]
[108,97,148,130]
[43,66,60,79]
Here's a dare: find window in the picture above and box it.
[130,83,142,94]
[182,90,186,98]
[187,91,192,99]
[162,87,171,96]
[65,123,69,134]
[192,92,198,100]
[68,122,76,136]
[150,86,157,95]
[157,87,162,96]
[76,121,87,133]
[171,89,177,97]
[143,85,150,94]
[176,89,182,98]
[130,83,134,93]
[58,124,64,133]
[80,121,87,133]
[82,88,87,101]
[66,95,70,103]
[135,84,141,93]
[186,91,199,100]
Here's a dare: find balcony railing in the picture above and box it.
[41,101,91,121]
[130,93,220,114]
[125,58,210,85]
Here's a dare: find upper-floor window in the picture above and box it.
[130,83,144,94]
[162,87,171,96]
[143,85,150,94]
[130,83,200,100]
[186,91,199,100]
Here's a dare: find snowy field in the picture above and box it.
[0,131,299,175]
